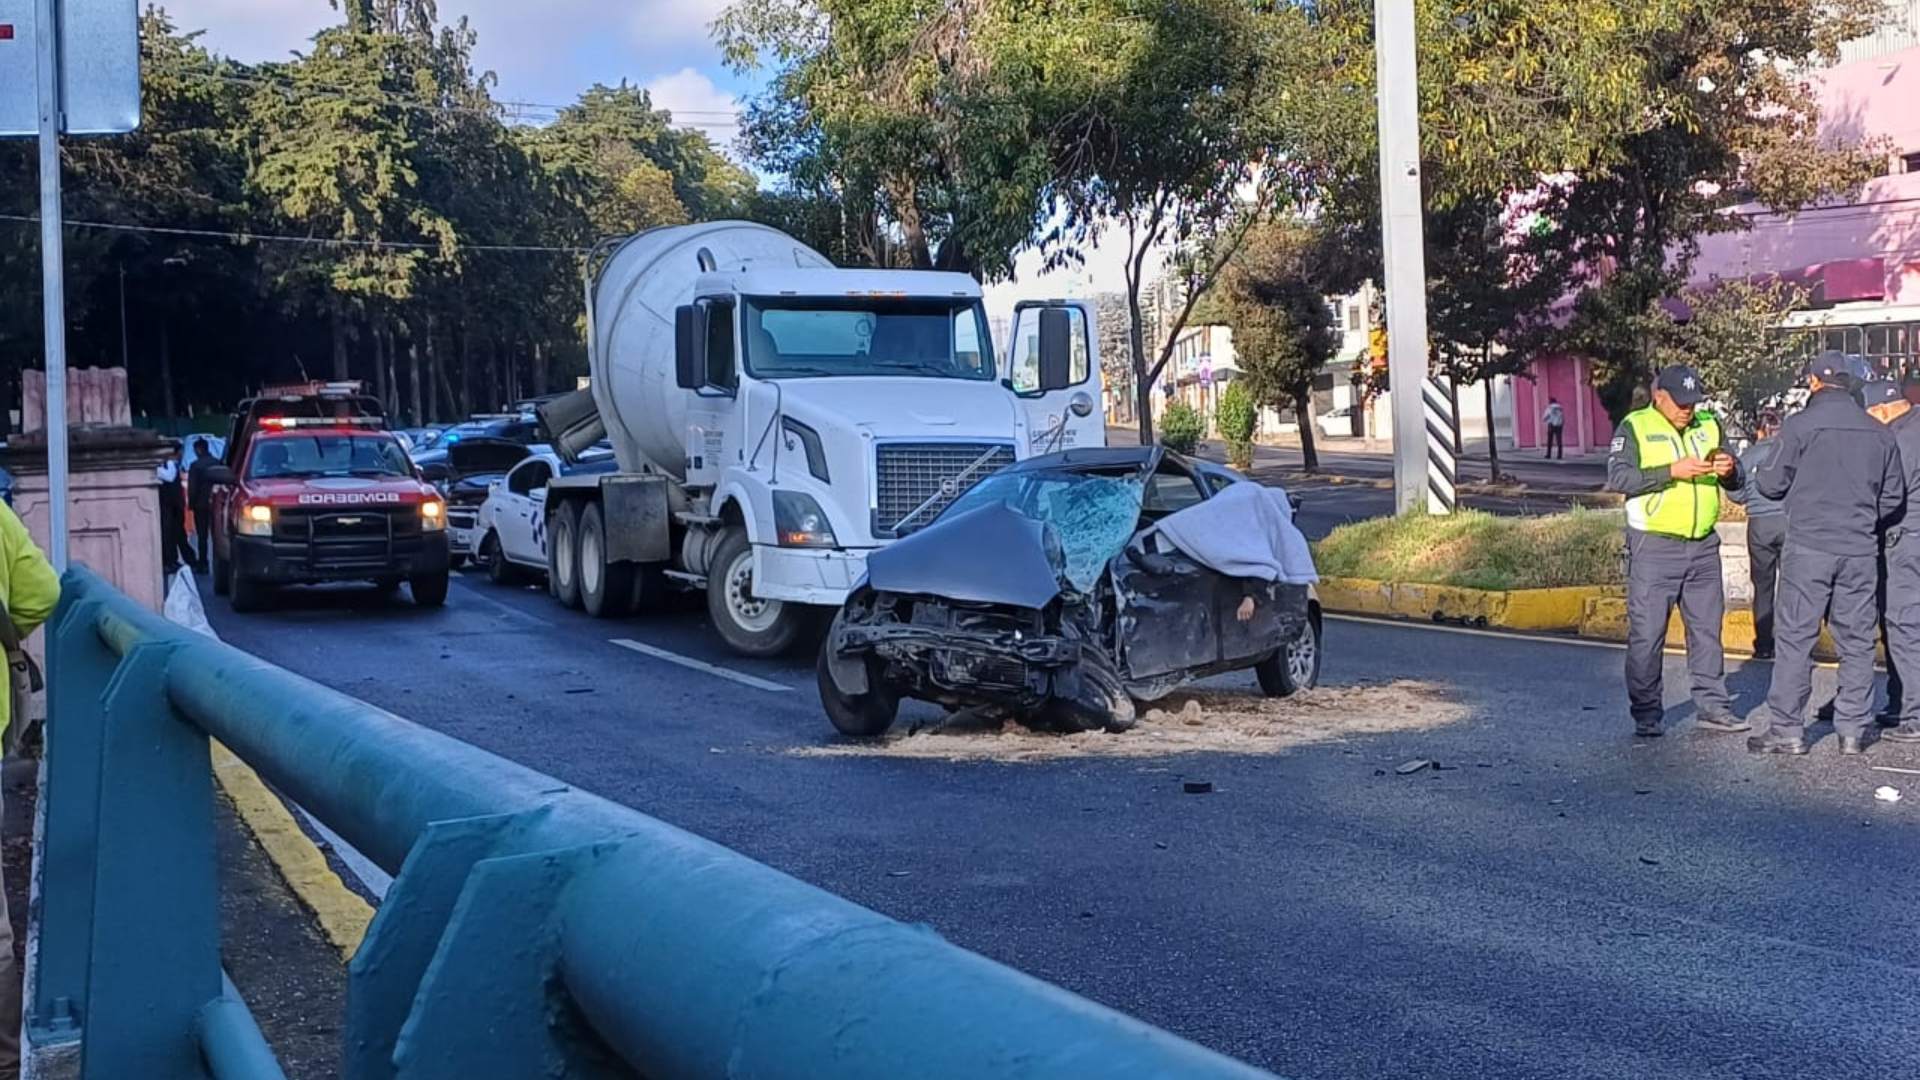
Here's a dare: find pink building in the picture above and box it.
[1515,38,1920,452]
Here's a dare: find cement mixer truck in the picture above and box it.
[535,222,1106,657]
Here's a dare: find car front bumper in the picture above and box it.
[231,532,450,585]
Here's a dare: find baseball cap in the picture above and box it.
[1655,366,1706,406]
[1864,381,1905,406]
[1806,351,1858,385]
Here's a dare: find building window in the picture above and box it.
[1904,151,1920,174]
[1329,302,1346,332]
[1348,302,1364,331]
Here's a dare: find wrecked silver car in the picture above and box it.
[817,447,1319,737]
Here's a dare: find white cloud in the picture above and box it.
[632,0,736,51]
[643,67,740,141]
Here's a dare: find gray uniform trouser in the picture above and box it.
[1626,530,1731,725]
[1765,543,1881,739]
[1882,535,1920,723]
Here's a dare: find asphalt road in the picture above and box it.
[205,574,1920,1080]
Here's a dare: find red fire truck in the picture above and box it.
[204,383,450,611]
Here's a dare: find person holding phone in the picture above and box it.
[1606,366,1746,738]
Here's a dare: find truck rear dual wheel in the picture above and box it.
[578,503,635,619]
[549,501,582,610]
[706,528,803,658]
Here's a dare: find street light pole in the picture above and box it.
[1373,0,1452,515]
[35,0,70,569]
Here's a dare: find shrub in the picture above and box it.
[1217,383,1257,468]
[1159,401,1204,454]
[1312,508,1626,591]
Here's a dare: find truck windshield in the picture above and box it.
[248,435,414,480]
[743,298,995,381]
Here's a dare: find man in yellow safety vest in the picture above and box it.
[1606,365,1746,738]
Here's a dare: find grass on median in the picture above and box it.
[1312,507,1626,591]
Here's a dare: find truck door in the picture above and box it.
[1007,300,1105,457]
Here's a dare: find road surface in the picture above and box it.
[205,574,1920,1080]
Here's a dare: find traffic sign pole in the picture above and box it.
[35,0,68,570]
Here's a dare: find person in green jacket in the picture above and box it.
[0,500,58,1080]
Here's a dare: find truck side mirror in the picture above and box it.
[1037,307,1074,392]
[674,303,708,390]
[204,465,237,487]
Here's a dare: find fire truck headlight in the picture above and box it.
[238,503,274,536]
[420,500,446,531]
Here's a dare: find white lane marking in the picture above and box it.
[610,638,795,693]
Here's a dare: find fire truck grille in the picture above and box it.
[272,507,423,568]
[873,443,1015,538]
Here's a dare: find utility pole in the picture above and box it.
[36,0,71,569]
[1373,0,1454,515]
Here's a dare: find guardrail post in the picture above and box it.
[344,811,546,1080]
[29,597,113,1042]
[80,641,222,1080]
[387,845,616,1079]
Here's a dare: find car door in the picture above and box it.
[498,459,553,565]
[1112,463,1218,680]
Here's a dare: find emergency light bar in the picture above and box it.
[259,380,370,400]
[258,416,388,429]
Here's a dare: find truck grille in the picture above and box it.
[272,508,423,568]
[873,442,1015,538]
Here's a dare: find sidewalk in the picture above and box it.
[1106,426,1609,496]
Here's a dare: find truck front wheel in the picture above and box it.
[228,558,270,614]
[578,503,634,618]
[706,529,802,657]
[411,571,450,608]
[549,501,583,610]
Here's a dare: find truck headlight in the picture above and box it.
[774,490,837,548]
[237,503,274,537]
[420,499,446,531]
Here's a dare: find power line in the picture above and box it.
[0,214,587,254]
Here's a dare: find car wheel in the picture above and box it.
[578,502,634,619]
[816,642,898,738]
[482,532,520,586]
[1257,609,1321,697]
[410,571,450,608]
[228,557,270,614]
[1050,644,1136,733]
[549,501,582,610]
[706,528,802,657]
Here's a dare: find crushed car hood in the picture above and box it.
[444,437,531,478]
[865,502,1064,609]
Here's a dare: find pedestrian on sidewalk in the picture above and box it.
[1542,398,1566,460]
[1863,382,1920,741]
[1730,410,1786,660]
[156,442,193,576]
[0,499,60,1079]
[1747,356,1906,756]
[1606,365,1746,738]
[186,436,214,571]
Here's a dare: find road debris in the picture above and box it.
[1395,759,1433,776]
[1639,856,1661,866]
[1183,780,1214,794]
[1870,765,1920,776]
[791,680,1467,762]
[1875,786,1902,804]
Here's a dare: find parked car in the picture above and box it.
[429,438,540,564]
[817,446,1322,737]
[470,449,618,584]
[1316,406,1355,439]
[409,415,543,475]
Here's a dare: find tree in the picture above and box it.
[1218,221,1340,472]
[1652,279,1813,436]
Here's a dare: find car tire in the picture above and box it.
[1051,644,1136,733]
[706,528,802,657]
[1257,608,1322,697]
[228,557,269,614]
[549,500,583,610]
[211,541,230,597]
[411,571,450,608]
[481,532,520,586]
[816,642,898,738]
[578,503,634,619]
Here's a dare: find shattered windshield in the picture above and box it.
[944,469,1144,593]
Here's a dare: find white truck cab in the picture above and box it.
[540,222,1105,656]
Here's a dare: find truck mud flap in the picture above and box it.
[601,476,672,564]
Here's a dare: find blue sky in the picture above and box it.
[158,0,764,147]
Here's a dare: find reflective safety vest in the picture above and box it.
[1622,407,1723,540]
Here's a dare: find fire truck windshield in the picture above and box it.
[248,435,414,480]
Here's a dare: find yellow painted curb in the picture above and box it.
[211,741,373,962]
[1318,576,1620,633]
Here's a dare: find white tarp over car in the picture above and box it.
[1148,479,1319,585]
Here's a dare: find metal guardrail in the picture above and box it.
[28,566,1275,1079]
